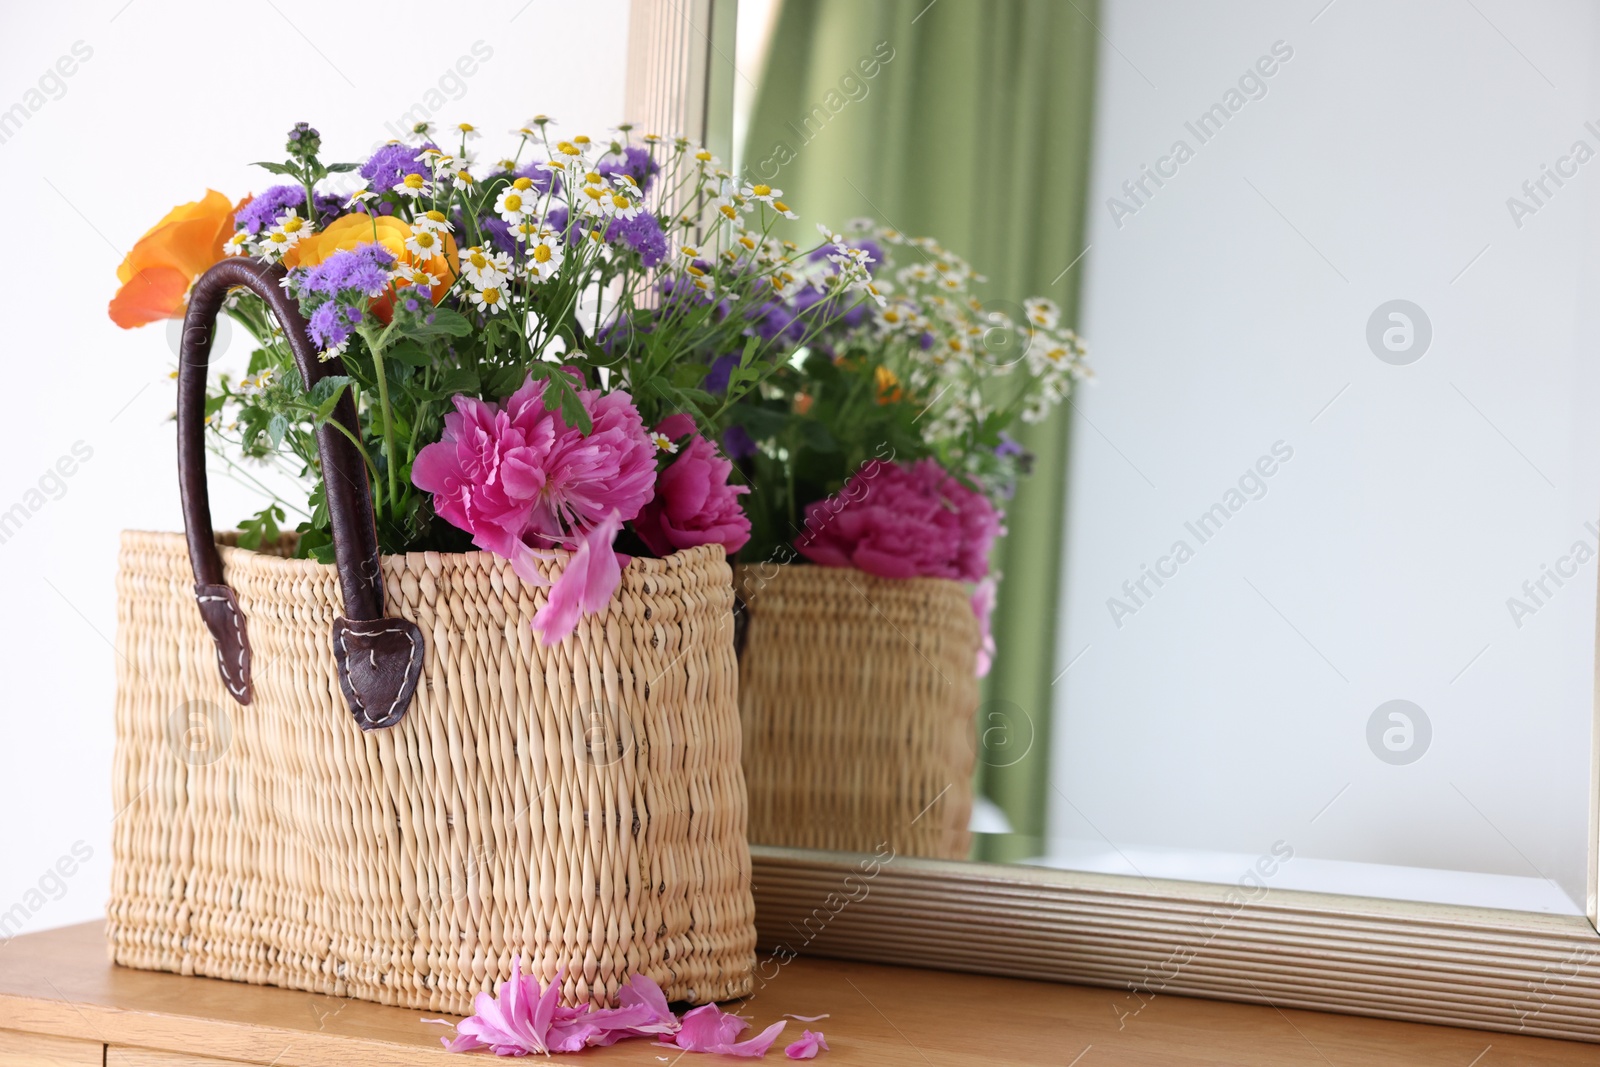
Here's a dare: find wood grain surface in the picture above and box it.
[0,923,1594,1065]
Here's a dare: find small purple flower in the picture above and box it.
[722,424,756,461]
[745,300,795,343]
[360,142,436,193]
[235,185,343,234]
[994,433,1026,458]
[607,211,667,267]
[307,301,363,349]
[704,353,739,394]
[597,145,660,194]
[299,243,395,299]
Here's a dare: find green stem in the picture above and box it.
[358,324,400,513]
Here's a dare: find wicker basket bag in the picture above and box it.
[733,563,980,861]
[107,259,756,1013]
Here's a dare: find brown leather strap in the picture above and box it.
[177,256,423,730]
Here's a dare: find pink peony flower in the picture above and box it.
[666,1004,787,1057]
[785,1029,830,1059]
[413,372,657,644]
[633,414,752,558]
[971,576,997,678]
[795,458,1001,582]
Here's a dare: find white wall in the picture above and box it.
[0,0,626,940]
[1054,0,1599,910]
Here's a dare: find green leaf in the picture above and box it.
[267,414,290,450]
[251,161,297,176]
[324,162,360,173]
[385,341,432,368]
[406,307,473,340]
[238,504,286,551]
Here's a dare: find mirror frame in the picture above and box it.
[625,0,1600,1042]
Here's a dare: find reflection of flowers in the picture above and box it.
[971,577,997,678]
[796,458,1000,582]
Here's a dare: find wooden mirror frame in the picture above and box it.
[624,0,1600,1043]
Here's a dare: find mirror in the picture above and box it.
[726,0,1595,919]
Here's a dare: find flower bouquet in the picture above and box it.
[103,118,859,1013]
[725,220,1090,860]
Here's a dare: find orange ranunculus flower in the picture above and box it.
[108,190,237,328]
[285,213,457,322]
[874,365,905,405]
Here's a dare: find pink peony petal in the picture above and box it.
[656,412,699,441]
[531,511,624,645]
[785,1029,829,1059]
[722,1019,788,1057]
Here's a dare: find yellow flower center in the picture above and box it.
[611,193,631,209]
[718,204,737,220]
[583,186,605,201]
[574,135,591,146]
[481,287,501,305]
[686,264,705,277]
[414,232,435,249]
[695,150,712,161]
[513,177,534,191]
[425,210,447,223]
[557,141,579,155]
[504,193,523,212]
[402,173,425,189]
[468,252,488,269]
[773,200,790,213]
[532,244,552,264]
[282,217,304,233]
[752,184,771,197]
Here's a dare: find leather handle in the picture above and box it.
[177,256,423,730]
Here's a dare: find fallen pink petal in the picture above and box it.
[664,1004,788,1057]
[785,1029,830,1059]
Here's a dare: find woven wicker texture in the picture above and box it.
[734,564,979,861]
[109,530,756,1013]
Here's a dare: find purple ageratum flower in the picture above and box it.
[994,432,1026,458]
[360,141,436,193]
[745,299,796,344]
[597,145,660,194]
[722,424,756,461]
[308,301,364,349]
[235,184,344,234]
[545,207,668,268]
[704,353,738,394]
[477,214,519,256]
[608,211,667,267]
[299,242,396,299]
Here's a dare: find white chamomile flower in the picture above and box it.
[552,138,588,163]
[460,246,510,287]
[405,121,437,144]
[651,432,679,454]
[898,262,936,285]
[607,176,642,219]
[1024,296,1060,329]
[455,122,482,141]
[347,188,378,210]
[392,263,441,289]
[413,209,454,235]
[467,285,506,315]
[394,171,431,198]
[405,227,447,260]
[846,217,875,233]
[258,210,311,260]
[494,180,536,223]
[742,182,781,205]
[319,337,350,362]
[816,223,845,244]
[524,231,564,280]
[224,230,252,257]
[770,196,798,220]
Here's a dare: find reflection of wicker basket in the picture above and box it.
[733,564,979,860]
[110,532,756,1012]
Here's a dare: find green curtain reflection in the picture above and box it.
[742,0,1100,862]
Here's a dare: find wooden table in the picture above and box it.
[0,923,1593,1066]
